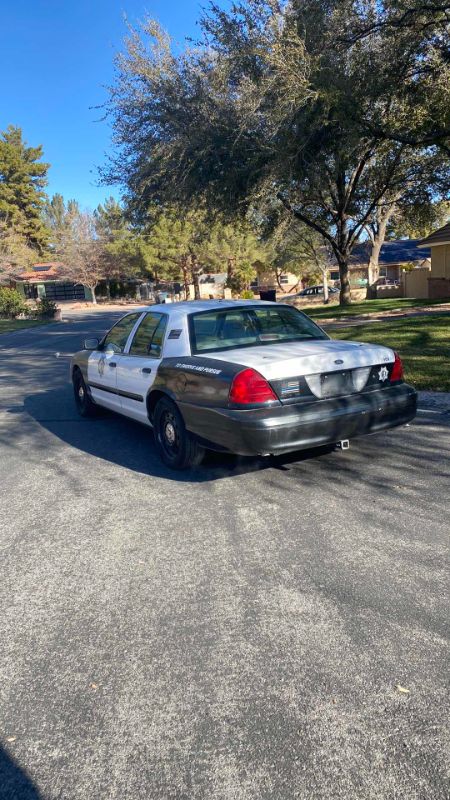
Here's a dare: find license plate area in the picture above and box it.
[320,370,354,398]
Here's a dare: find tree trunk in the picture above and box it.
[90,285,97,304]
[335,210,351,306]
[191,256,201,300]
[337,258,351,305]
[366,238,383,299]
[227,256,235,291]
[322,269,329,304]
[180,256,190,300]
[105,279,111,300]
[366,201,398,299]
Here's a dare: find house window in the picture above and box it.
[379,267,387,277]
[279,275,289,284]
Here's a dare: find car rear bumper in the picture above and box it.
[180,384,417,456]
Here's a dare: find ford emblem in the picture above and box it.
[334,359,344,365]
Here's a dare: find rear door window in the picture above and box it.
[128,313,168,357]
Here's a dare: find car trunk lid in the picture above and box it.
[206,340,394,402]
[205,339,393,380]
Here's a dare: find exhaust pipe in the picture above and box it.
[335,439,350,450]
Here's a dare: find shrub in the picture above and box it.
[36,298,58,317]
[240,289,255,299]
[0,287,27,318]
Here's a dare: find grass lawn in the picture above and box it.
[304,297,450,320]
[0,318,50,335]
[329,314,450,392]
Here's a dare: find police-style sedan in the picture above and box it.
[71,300,417,469]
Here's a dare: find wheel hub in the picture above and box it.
[165,421,176,445]
[78,385,85,400]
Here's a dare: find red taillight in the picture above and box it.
[390,352,404,382]
[229,368,278,405]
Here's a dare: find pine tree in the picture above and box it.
[142,208,209,299]
[44,193,80,254]
[94,197,147,289]
[0,126,50,254]
[202,222,266,293]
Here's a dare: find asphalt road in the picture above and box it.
[0,312,449,800]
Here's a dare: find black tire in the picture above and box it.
[73,368,98,418]
[153,397,205,469]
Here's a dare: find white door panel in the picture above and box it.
[86,311,143,412]
[87,351,122,411]
[116,311,169,424]
[116,356,159,424]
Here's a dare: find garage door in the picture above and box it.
[44,283,86,301]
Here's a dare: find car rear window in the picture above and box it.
[189,305,328,353]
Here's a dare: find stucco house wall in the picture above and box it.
[418,224,450,299]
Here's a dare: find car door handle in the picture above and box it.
[141,367,152,374]
[109,362,117,368]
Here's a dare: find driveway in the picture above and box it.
[0,313,449,800]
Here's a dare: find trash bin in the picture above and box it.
[259,289,276,302]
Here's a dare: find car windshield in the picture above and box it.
[189,305,328,354]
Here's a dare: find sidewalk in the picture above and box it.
[59,301,145,316]
[417,391,450,413]
[321,305,450,328]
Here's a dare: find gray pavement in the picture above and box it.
[0,313,449,800]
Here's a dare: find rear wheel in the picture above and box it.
[153,397,205,469]
[73,368,98,417]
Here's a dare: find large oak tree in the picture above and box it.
[104,2,449,304]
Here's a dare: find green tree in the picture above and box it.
[360,147,449,296]
[269,218,333,297]
[94,197,146,294]
[0,215,36,282]
[104,4,450,305]
[0,126,50,254]
[338,1,450,155]
[201,221,265,293]
[386,200,450,241]
[44,193,80,254]
[142,207,215,299]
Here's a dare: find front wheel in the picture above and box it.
[73,369,98,417]
[153,397,205,469]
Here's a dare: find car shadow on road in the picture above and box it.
[0,744,42,800]
[20,386,337,483]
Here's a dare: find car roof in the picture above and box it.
[128,299,281,316]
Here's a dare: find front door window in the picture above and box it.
[101,313,142,354]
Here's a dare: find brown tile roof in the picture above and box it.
[16,262,64,282]
[418,222,450,248]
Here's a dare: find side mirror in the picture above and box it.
[84,337,99,350]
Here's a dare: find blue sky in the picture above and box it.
[0,0,217,210]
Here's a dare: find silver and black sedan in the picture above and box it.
[71,300,417,469]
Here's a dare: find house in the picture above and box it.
[418,222,450,299]
[339,239,432,286]
[14,263,91,301]
[197,272,228,298]
[252,266,302,293]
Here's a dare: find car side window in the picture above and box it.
[101,313,142,354]
[129,313,168,358]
